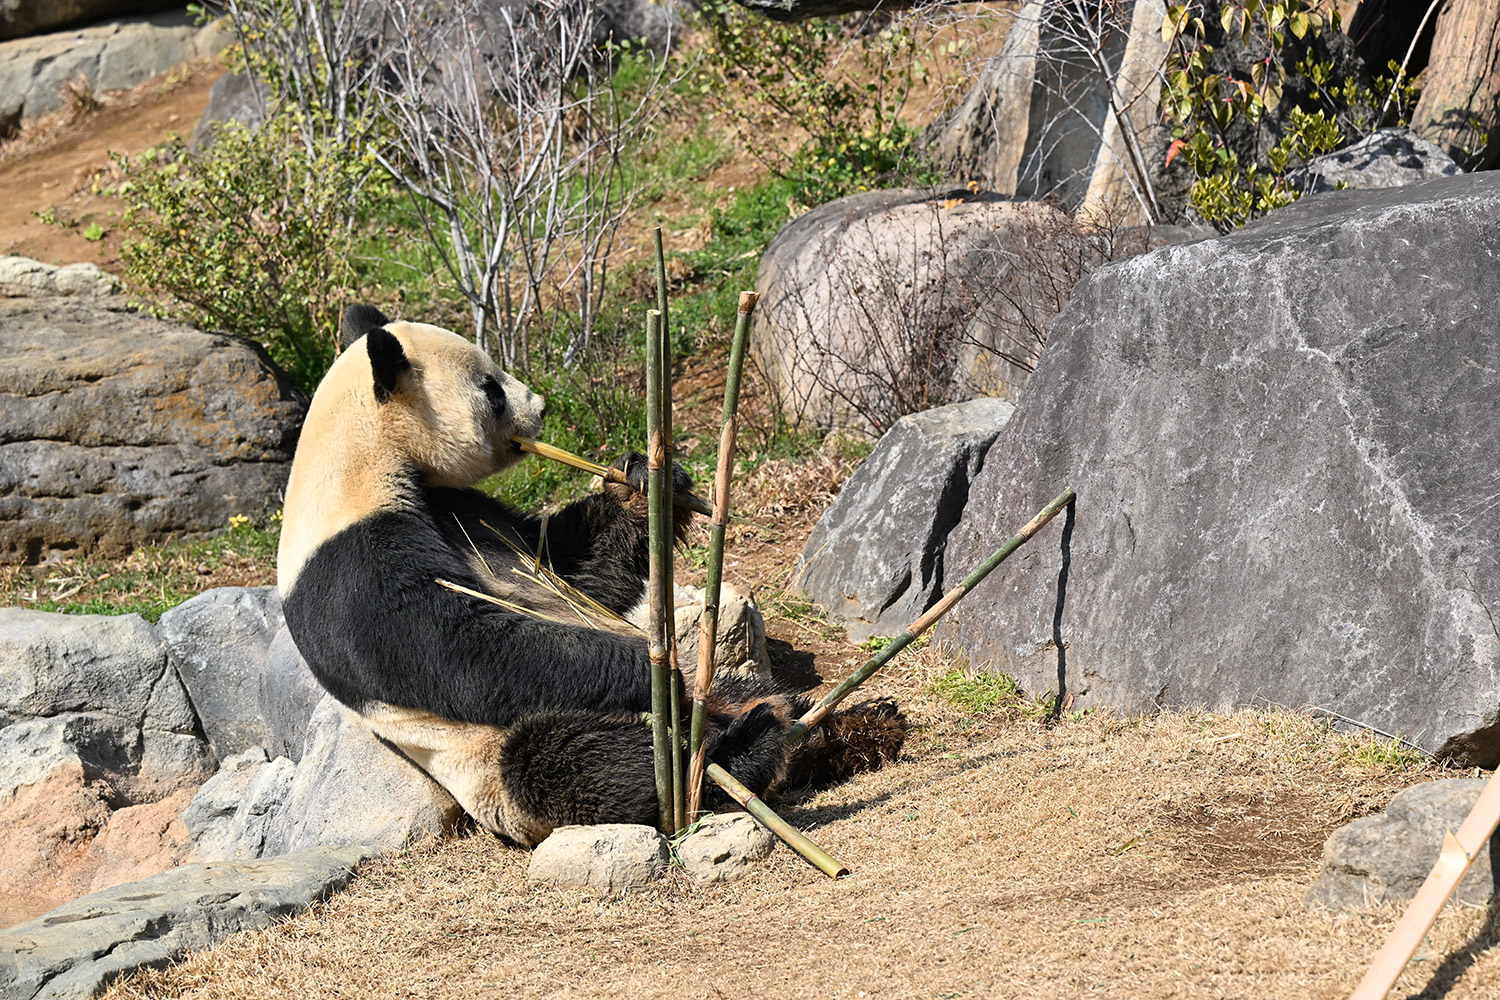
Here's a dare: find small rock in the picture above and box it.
[675,813,774,884]
[0,256,116,297]
[0,844,374,1000]
[671,583,770,677]
[527,824,670,897]
[1306,779,1495,911]
[1289,127,1461,196]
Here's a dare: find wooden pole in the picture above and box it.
[784,487,1077,745]
[706,763,849,878]
[1348,770,1500,1000]
[645,308,674,831]
[687,291,758,818]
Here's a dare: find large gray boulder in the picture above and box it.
[0,12,226,135]
[0,844,372,1000]
[0,1,181,42]
[1306,779,1495,912]
[0,291,306,562]
[158,587,308,761]
[798,399,1016,642]
[753,189,1071,434]
[259,696,463,857]
[940,173,1500,763]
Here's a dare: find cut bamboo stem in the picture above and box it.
[1348,769,1500,1000]
[654,228,687,836]
[645,308,674,831]
[513,438,715,518]
[687,290,759,818]
[784,487,1077,745]
[706,762,849,878]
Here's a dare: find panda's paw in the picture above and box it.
[607,452,694,502]
[710,702,789,796]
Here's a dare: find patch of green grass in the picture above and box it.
[931,668,1024,715]
[2,514,280,622]
[1339,730,1431,773]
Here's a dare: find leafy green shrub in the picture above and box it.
[114,114,373,390]
[1161,1,1421,230]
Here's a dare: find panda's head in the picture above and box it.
[337,305,546,487]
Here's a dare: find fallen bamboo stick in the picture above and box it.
[645,308,675,832]
[1348,769,1500,1000]
[706,762,849,878]
[514,438,715,519]
[784,487,1077,745]
[687,290,759,818]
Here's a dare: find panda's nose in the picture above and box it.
[536,395,547,422]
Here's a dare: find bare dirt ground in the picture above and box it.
[0,61,223,266]
[102,464,1500,1000]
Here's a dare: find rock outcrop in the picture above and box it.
[0,12,227,136]
[0,283,306,562]
[1289,128,1461,195]
[939,173,1500,764]
[0,845,372,1000]
[753,189,1077,434]
[798,398,1016,642]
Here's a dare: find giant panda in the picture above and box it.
[277,305,905,847]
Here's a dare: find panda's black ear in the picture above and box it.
[367,326,410,404]
[340,304,392,351]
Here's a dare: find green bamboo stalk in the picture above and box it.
[687,290,759,818]
[645,308,674,831]
[706,762,849,878]
[784,487,1077,745]
[654,228,687,836]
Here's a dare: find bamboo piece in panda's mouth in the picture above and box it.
[514,438,715,518]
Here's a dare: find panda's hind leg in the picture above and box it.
[501,703,791,841]
[783,698,907,790]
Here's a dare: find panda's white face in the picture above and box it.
[379,321,546,487]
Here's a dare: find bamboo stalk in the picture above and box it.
[513,438,715,518]
[706,762,849,878]
[1348,770,1500,1000]
[784,487,1077,745]
[645,308,674,831]
[654,228,688,836]
[687,290,759,818]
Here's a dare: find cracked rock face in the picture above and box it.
[939,173,1500,764]
[0,291,306,562]
[797,398,1016,642]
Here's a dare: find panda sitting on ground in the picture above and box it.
[276,305,906,847]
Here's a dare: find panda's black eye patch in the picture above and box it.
[481,375,508,417]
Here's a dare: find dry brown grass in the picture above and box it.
[103,642,1498,1000]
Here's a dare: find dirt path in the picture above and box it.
[0,62,222,267]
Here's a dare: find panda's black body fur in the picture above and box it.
[277,306,905,846]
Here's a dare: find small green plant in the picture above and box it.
[82,223,106,242]
[1161,1,1423,230]
[1339,731,1430,773]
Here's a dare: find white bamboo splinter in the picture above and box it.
[1349,768,1500,1000]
